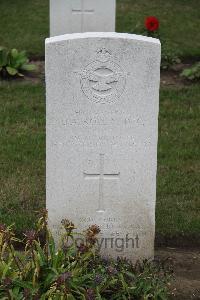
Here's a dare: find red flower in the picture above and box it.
[145,16,159,31]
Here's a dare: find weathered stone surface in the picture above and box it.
[46,32,161,261]
[50,0,116,36]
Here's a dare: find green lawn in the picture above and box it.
[117,0,200,58]
[0,0,49,57]
[0,0,200,57]
[0,82,199,237]
[0,83,45,233]
[157,85,200,236]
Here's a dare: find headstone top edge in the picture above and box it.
[45,32,160,46]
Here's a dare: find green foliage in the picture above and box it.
[137,22,181,70]
[181,62,200,81]
[161,41,181,70]
[142,29,181,70]
[0,211,171,299]
[0,47,36,78]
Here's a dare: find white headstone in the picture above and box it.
[46,32,161,262]
[50,0,116,37]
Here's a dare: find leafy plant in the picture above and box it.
[0,210,171,299]
[181,62,200,81]
[161,41,181,70]
[0,47,36,78]
[141,16,181,70]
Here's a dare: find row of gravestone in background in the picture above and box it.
[50,0,116,36]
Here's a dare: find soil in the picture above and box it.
[0,61,198,87]
[160,63,195,88]
[156,234,200,249]
[156,248,200,300]
[0,61,45,85]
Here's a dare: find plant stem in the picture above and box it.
[8,243,22,272]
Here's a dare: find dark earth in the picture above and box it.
[1,61,197,89]
[156,248,200,300]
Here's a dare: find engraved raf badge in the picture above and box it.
[79,48,126,104]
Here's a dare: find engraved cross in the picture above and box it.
[84,154,120,212]
[72,0,94,15]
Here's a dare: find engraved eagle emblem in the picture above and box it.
[87,71,122,92]
[77,48,126,103]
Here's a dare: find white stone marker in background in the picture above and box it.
[50,0,116,37]
[46,32,161,261]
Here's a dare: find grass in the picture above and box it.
[157,85,200,236]
[0,0,49,57]
[0,82,199,237]
[0,0,200,57]
[117,0,200,58]
[0,83,45,233]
